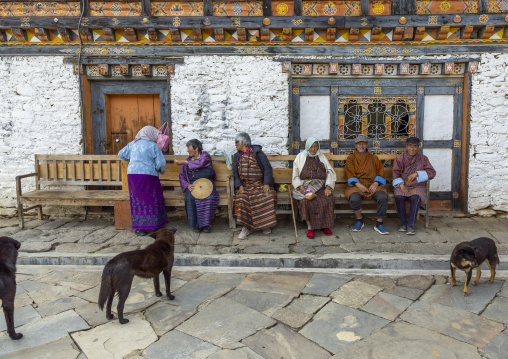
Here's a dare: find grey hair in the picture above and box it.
[186,139,203,153]
[235,132,251,147]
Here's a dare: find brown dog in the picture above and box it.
[98,228,176,324]
[0,236,23,340]
[450,237,499,296]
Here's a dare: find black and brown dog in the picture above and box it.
[98,227,176,324]
[0,236,23,340]
[450,237,499,296]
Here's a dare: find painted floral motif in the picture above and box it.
[428,15,438,24]
[372,1,384,14]
[276,2,289,14]
[479,14,489,23]
[323,1,337,15]
[213,1,262,16]
[439,0,451,12]
[150,2,203,16]
[489,0,508,12]
[231,1,244,15]
[89,2,141,16]
[170,3,184,15]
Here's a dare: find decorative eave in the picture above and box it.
[2,1,508,55]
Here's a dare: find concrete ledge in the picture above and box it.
[17,252,508,270]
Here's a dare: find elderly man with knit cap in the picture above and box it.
[345,134,389,235]
[392,136,436,235]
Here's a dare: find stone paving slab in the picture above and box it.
[0,337,81,359]
[420,281,503,314]
[271,307,313,328]
[71,315,158,359]
[0,310,89,356]
[177,297,276,348]
[207,347,264,359]
[236,272,312,297]
[302,273,351,296]
[299,302,390,354]
[0,305,41,332]
[331,321,482,359]
[481,297,508,325]
[361,292,412,321]
[287,294,330,314]
[330,281,382,309]
[383,285,424,300]
[482,329,508,359]
[400,301,505,348]
[243,323,331,359]
[225,289,293,316]
[143,330,220,359]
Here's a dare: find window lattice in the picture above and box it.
[338,96,416,140]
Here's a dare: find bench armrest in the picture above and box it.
[16,172,37,202]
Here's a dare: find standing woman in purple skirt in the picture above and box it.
[118,126,168,236]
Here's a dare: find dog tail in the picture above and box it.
[98,263,114,311]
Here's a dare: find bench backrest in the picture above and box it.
[35,155,123,187]
[271,154,398,190]
[120,155,232,191]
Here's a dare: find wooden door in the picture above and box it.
[105,94,160,155]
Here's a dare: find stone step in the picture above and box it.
[18,252,508,270]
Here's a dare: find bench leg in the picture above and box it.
[425,206,430,228]
[36,205,43,220]
[17,202,24,230]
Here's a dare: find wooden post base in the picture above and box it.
[114,201,132,229]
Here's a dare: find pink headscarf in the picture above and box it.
[133,126,160,144]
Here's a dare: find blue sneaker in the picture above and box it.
[352,221,364,232]
[374,224,389,235]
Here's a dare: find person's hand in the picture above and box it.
[400,184,410,196]
[263,184,270,194]
[324,187,332,197]
[174,160,188,166]
[188,184,195,191]
[238,186,245,194]
[356,182,369,193]
[300,186,306,194]
[368,182,379,194]
[407,172,418,183]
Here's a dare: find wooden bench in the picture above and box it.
[16,155,124,229]
[230,153,430,230]
[118,155,234,229]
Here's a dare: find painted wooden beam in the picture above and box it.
[3,13,508,29]
[294,0,302,16]
[147,28,158,41]
[170,28,181,41]
[79,28,93,41]
[141,64,151,76]
[414,26,425,41]
[360,0,369,16]
[124,28,138,42]
[260,28,270,41]
[393,27,404,41]
[391,0,416,15]
[283,27,291,41]
[480,25,496,39]
[436,26,450,40]
[371,27,382,41]
[327,28,336,42]
[237,28,247,41]
[203,0,213,16]
[57,28,71,42]
[192,28,202,41]
[120,64,131,76]
[305,28,313,42]
[349,28,359,41]
[102,28,115,41]
[142,0,150,17]
[0,30,6,42]
[403,27,414,41]
[11,28,27,42]
[263,0,272,16]
[479,0,489,13]
[215,28,224,41]
[35,28,50,41]
[99,64,111,76]
[461,25,474,39]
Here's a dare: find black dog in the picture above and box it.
[98,228,176,324]
[0,236,23,340]
[450,237,499,296]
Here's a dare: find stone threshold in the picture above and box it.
[18,252,508,270]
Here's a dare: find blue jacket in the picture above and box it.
[118,139,166,176]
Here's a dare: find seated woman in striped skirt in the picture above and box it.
[233,133,277,240]
[175,139,219,233]
[292,137,336,239]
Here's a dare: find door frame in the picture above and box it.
[290,77,464,210]
[90,80,170,154]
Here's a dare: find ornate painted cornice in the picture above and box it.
[1,0,508,55]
